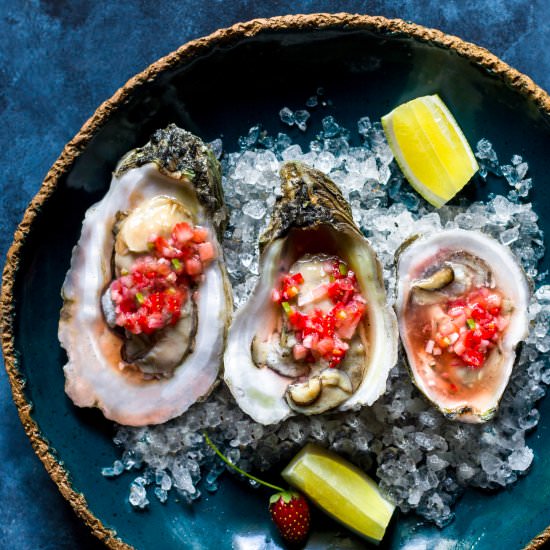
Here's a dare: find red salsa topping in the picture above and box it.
[420,286,508,369]
[110,222,216,335]
[273,260,366,368]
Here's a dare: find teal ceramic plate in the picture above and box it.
[3,14,550,550]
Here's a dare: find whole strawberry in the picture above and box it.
[204,433,311,546]
[269,490,310,546]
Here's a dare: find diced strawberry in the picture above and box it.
[118,299,134,314]
[192,226,209,243]
[198,241,216,263]
[316,337,335,356]
[470,303,491,323]
[185,257,203,276]
[333,337,349,353]
[279,273,305,301]
[155,236,180,258]
[464,329,482,349]
[439,320,456,336]
[322,311,336,337]
[462,348,484,368]
[447,299,466,310]
[452,313,467,328]
[479,339,491,351]
[153,235,169,253]
[166,292,183,313]
[487,293,502,308]
[328,278,354,304]
[292,344,308,361]
[120,275,133,288]
[480,322,497,340]
[453,340,466,356]
[156,260,171,276]
[304,309,324,334]
[288,310,307,330]
[147,313,165,330]
[303,333,319,350]
[172,222,194,244]
[448,306,465,318]
[478,286,490,298]
[147,292,163,313]
[336,313,362,339]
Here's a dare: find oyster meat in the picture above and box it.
[224,162,398,425]
[395,229,530,423]
[59,125,232,426]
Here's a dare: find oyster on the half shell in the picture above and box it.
[224,161,398,425]
[59,125,232,426]
[395,229,530,423]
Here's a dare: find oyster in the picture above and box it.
[395,229,530,423]
[224,161,398,425]
[59,125,232,426]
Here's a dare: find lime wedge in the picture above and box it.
[381,94,479,208]
[281,443,395,544]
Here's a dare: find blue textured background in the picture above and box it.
[1,1,549,548]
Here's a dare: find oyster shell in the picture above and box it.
[224,161,398,425]
[395,229,530,423]
[59,125,232,426]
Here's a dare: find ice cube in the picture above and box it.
[507,448,533,471]
[306,96,318,108]
[499,226,519,245]
[243,200,267,220]
[279,107,295,126]
[294,110,310,131]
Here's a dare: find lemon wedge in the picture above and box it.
[381,94,479,207]
[281,443,395,544]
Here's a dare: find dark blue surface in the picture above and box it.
[2,2,550,549]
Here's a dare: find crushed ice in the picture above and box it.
[104,116,549,528]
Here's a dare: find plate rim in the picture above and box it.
[2,12,550,550]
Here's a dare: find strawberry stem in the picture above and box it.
[203,432,285,492]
